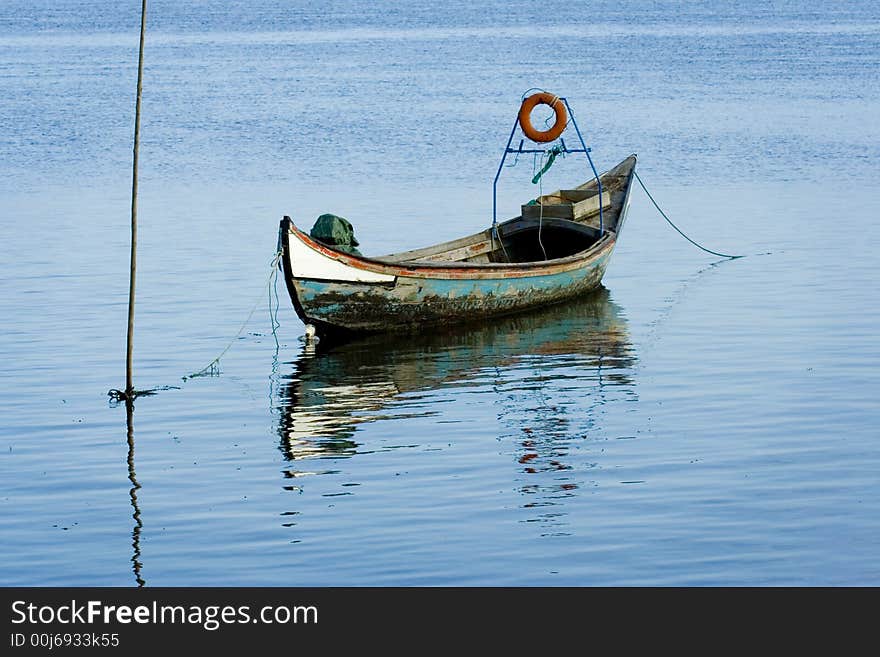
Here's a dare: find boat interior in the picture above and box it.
[496,221,600,263]
[377,155,635,266]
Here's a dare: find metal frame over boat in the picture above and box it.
[278,94,637,337]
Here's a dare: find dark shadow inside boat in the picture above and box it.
[275,286,636,461]
[491,221,601,263]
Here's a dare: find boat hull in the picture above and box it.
[287,247,614,334]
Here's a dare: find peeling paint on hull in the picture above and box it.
[291,249,613,333]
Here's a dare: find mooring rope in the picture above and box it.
[183,249,283,380]
[634,170,743,259]
[109,248,284,401]
[269,253,282,350]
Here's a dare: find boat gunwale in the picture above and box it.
[283,219,617,280]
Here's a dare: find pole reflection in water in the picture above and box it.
[125,400,145,587]
[275,286,637,533]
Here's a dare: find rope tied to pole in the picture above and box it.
[109,247,285,400]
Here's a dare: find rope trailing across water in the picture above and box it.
[634,170,743,259]
[183,250,283,380]
[110,249,283,401]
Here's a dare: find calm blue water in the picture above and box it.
[1,0,879,586]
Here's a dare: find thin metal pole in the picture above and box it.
[562,98,604,235]
[126,0,147,397]
[492,116,521,229]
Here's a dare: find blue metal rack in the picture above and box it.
[492,97,604,240]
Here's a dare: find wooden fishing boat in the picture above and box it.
[279,154,636,337]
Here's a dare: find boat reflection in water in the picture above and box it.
[276,287,636,534]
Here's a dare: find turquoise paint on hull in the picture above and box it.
[293,248,614,332]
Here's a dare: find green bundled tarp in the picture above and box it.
[309,213,362,256]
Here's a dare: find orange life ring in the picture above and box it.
[518,92,567,143]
